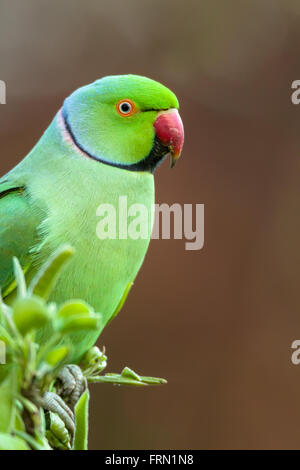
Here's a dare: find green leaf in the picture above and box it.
[88,374,146,386]
[45,346,69,367]
[73,389,90,450]
[0,324,14,349]
[58,314,100,334]
[121,367,141,381]
[0,432,29,450]
[14,410,25,432]
[12,296,50,335]
[58,300,92,318]
[29,244,75,300]
[134,375,168,385]
[0,364,11,384]
[81,346,107,376]
[82,346,105,367]
[88,369,167,386]
[0,368,17,433]
[45,412,70,450]
[14,430,50,450]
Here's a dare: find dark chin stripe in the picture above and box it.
[61,106,170,174]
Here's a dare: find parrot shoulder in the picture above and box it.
[0,178,46,297]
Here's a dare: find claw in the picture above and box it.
[56,364,87,409]
[36,391,75,434]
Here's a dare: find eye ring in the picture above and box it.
[116,99,136,116]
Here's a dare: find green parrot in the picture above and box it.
[0,74,184,361]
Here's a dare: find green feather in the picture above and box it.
[0,180,44,297]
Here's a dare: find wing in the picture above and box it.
[0,179,45,296]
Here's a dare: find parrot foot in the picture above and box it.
[36,391,75,434]
[56,364,87,409]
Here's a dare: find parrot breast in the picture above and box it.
[17,113,155,358]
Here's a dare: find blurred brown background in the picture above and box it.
[2,0,300,450]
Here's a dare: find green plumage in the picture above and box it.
[0,75,180,359]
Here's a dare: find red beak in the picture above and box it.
[153,109,184,168]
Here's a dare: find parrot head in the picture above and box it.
[60,74,184,173]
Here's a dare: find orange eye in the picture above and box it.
[116,99,136,116]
